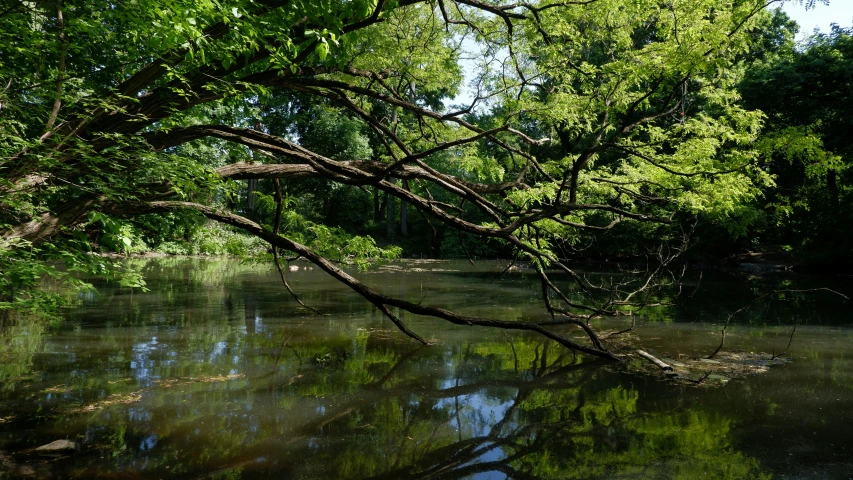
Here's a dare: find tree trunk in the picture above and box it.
[385,186,394,240]
[400,180,409,237]
[378,191,387,223]
[828,169,839,208]
[373,187,381,223]
[247,178,258,211]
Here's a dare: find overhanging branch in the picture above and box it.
[128,200,622,361]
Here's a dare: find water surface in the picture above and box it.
[1,259,851,479]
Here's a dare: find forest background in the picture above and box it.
[1,0,852,353]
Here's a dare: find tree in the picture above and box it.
[740,22,853,264]
[1,0,785,360]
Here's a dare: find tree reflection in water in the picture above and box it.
[5,259,839,478]
[240,339,767,480]
[0,332,767,479]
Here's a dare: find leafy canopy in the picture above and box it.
[0,0,790,356]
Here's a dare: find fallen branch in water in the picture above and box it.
[637,349,673,371]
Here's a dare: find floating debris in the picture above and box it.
[627,349,791,387]
[376,264,459,273]
[69,391,144,413]
[596,329,791,387]
[155,373,245,386]
[66,373,246,413]
[41,384,71,394]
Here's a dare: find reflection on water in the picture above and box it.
[1,259,852,479]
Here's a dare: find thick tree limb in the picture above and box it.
[214,161,522,195]
[0,196,96,242]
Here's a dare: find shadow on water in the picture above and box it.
[0,258,851,479]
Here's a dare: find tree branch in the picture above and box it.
[123,200,622,361]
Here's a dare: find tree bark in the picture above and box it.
[400,179,409,237]
[386,180,395,240]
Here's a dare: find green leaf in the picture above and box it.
[314,41,329,61]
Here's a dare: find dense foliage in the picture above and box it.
[0,0,847,357]
[740,21,853,264]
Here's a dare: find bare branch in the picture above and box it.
[42,0,68,136]
[709,288,848,359]
[128,200,623,361]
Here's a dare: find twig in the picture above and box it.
[458,231,476,266]
[272,178,320,314]
[771,320,797,360]
[684,371,712,385]
[689,271,703,298]
[709,288,847,359]
[497,250,520,278]
[604,315,636,338]
[274,332,294,367]
[273,250,320,314]
[707,321,730,360]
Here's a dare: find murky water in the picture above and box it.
[1,258,852,479]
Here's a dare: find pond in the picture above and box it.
[1,258,852,479]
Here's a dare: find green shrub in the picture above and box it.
[187,222,268,257]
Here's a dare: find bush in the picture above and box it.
[185,222,268,256]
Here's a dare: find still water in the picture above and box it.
[1,258,852,479]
